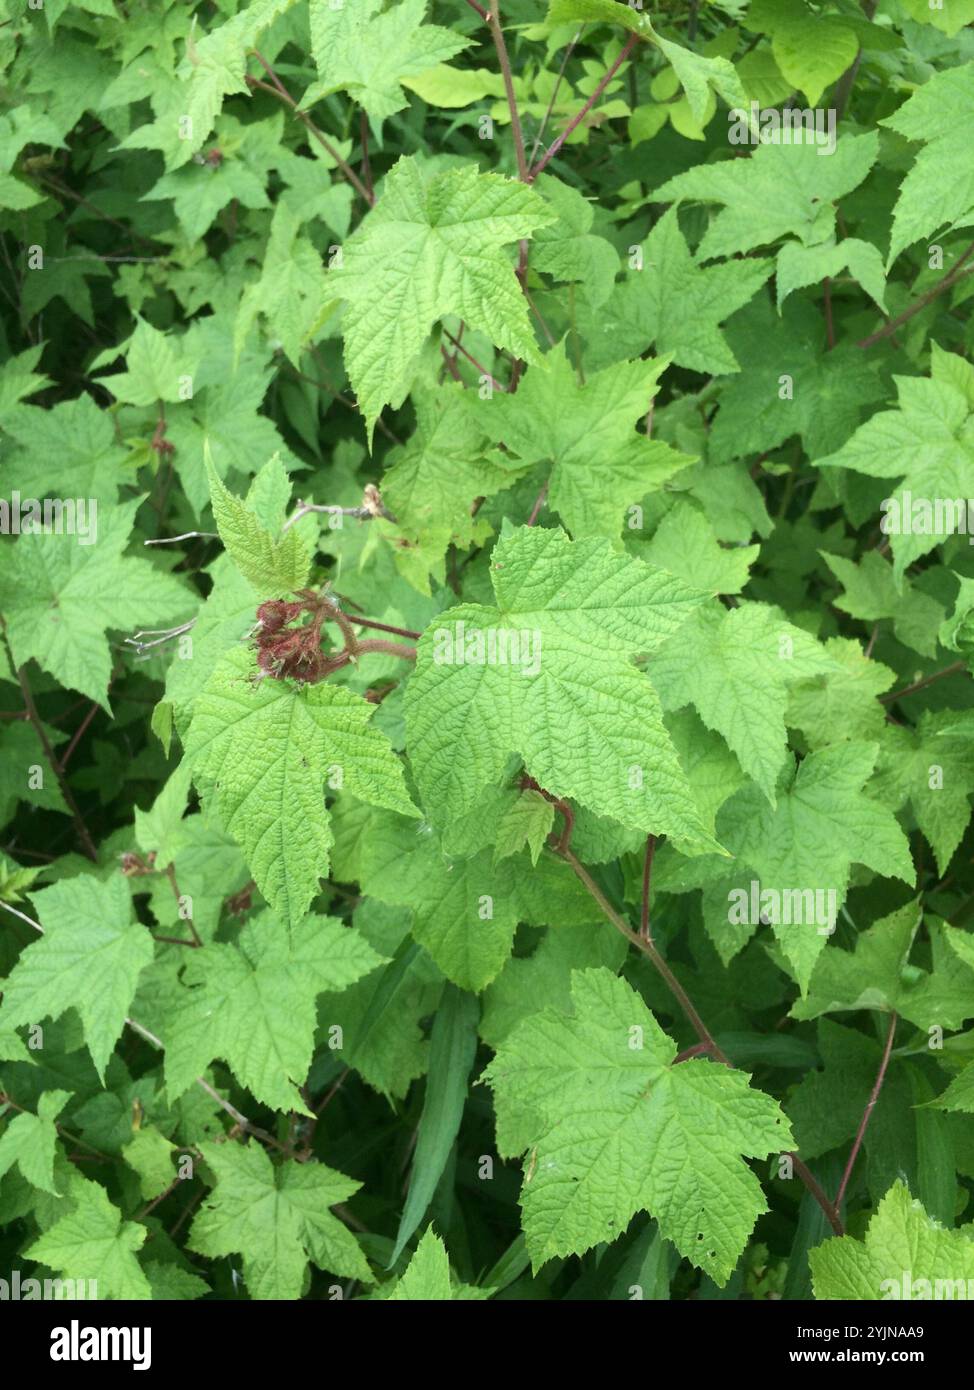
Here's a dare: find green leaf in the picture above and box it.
[469,343,692,539]
[809,1179,974,1299]
[26,1176,151,1300]
[163,909,385,1113]
[306,0,471,131]
[881,64,974,266]
[0,877,153,1081]
[483,968,793,1283]
[636,502,759,595]
[188,1141,372,1298]
[583,207,773,376]
[717,743,915,990]
[0,1090,70,1195]
[651,600,839,803]
[0,497,192,708]
[207,457,311,597]
[493,790,556,867]
[184,645,419,928]
[405,524,719,852]
[815,350,974,582]
[821,550,945,660]
[652,133,879,261]
[390,984,479,1265]
[389,1227,452,1298]
[328,155,555,440]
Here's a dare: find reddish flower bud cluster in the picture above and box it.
[253,598,330,683]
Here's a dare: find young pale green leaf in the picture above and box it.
[305,0,471,131]
[184,646,419,927]
[483,968,793,1284]
[816,350,974,582]
[650,600,840,804]
[880,64,974,265]
[207,458,311,597]
[809,1179,974,1299]
[718,743,915,991]
[652,133,879,261]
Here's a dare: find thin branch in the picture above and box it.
[857,239,974,349]
[833,0,879,122]
[487,4,530,182]
[558,846,730,1066]
[525,479,549,526]
[350,615,422,641]
[1,633,97,861]
[834,1013,897,1211]
[441,328,506,392]
[640,834,656,942]
[359,110,374,203]
[823,276,835,350]
[529,34,638,182]
[247,52,375,206]
[527,28,583,168]
[144,530,218,546]
[880,660,966,704]
[59,701,99,771]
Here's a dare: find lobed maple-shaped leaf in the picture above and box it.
[709,295,883,463]
[0,876,153,1081]
[0,1089,70,1195]
[184,645,419,927]
[26,1175,151,1300]
[788,900,974,1033]
[820,550,945,660]
[359,808,596,991]
[635,502,759,596]
[786,637,895,749]
[1,395,125,506]
[465,344,694,540]
[404,524,719,852]
[716,742,915,990]
[816,347,974,582]
[652,132,879,262]
[0,496,193,709]
[582,207,773,376]
[305,0,471,132]
[880,63,974,266]
[483,968,792,1283]
[650,599,840,803]
[162,909,385,1112]
[327,155,555,440]
[188,1141,371,1298]
[871,710,974,876]
[809,1180,974,1299]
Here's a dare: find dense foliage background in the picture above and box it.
[2,0,974,1303]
